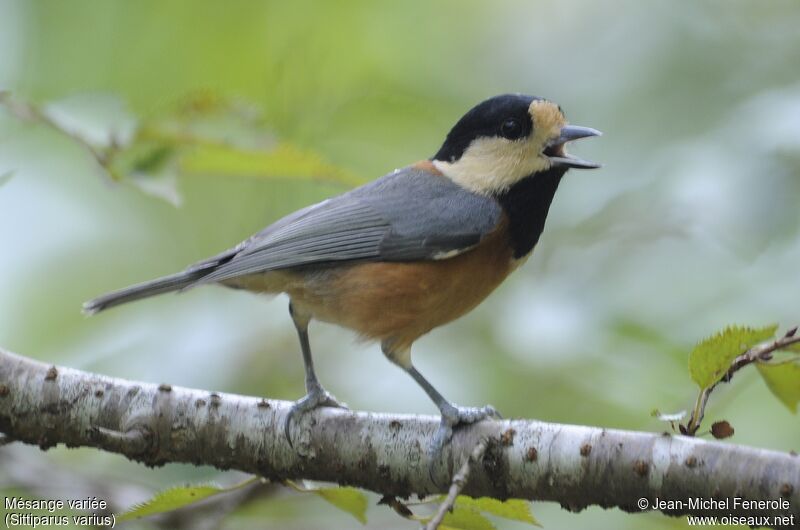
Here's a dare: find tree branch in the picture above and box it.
[1,347,798,526]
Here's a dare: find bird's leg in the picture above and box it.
[381,342,501,467]
[284,302,347,444]
[406,366,500,450]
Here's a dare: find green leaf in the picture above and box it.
[179,142,360,186]
[433,507,496,530]
[2,92,361,204]
[118,481,245,521]
[453,496,540,526]
[688,324,778,389]
[313,486,369,524]
[112,140,176,175]
[757,361,800,413]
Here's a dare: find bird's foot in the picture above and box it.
[428,403,502,486]
[284,384,347,447]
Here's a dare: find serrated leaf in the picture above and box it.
[313,486,368,524]
[688,324,778,389]
[436,507,496,530]
[757,361,800,413]
[118,483,233,521]
[452,496,540,526]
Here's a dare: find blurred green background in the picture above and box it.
[1,1,799,528]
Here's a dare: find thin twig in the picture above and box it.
[425,437,490,530]
[684,327,800,435]
[0,92,114,176]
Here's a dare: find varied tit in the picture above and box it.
[84,93,601,456]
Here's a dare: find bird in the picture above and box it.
[84,93,600,458]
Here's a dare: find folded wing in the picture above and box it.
[195,166,502,284]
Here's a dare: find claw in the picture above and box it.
[441,404,501,428]
[427,404,501,486]
[284,386,347,448]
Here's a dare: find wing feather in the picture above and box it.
[195,166,502,284]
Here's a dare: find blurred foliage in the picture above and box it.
[758,361,800,413]
[118,478,260,522]
[378,494,539,529]
[1,0,799,529]
[286,481,369,525]
[0,91,360,206]
[434,497,540,529]
[435,508,495,530]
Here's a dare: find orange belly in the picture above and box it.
[223,219,518,350]
[283,221,517,350]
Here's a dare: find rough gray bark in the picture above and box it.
[1,347,798,525]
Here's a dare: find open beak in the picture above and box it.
[544,125,602,169]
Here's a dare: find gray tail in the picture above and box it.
[83,270,206,315]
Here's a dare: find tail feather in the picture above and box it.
[83,270,206,315]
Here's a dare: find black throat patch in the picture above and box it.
[495,167,567,258]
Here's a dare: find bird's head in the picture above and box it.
[432,94,601,195]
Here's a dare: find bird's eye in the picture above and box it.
[500,118,522,139]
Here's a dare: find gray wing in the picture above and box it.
[195,166,502,284]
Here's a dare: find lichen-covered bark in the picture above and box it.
[1,348,798,525]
